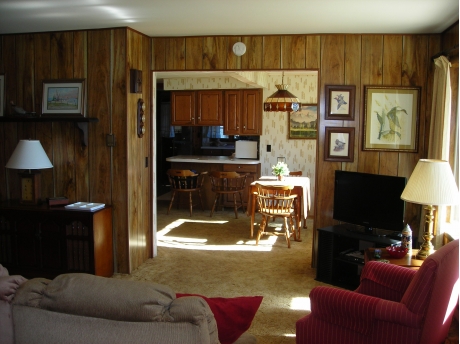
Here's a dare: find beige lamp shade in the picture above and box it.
[5,140,53,170]
[401,159,460,206]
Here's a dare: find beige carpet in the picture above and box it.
[113,200,327,343]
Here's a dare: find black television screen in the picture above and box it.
[333,170,406,234]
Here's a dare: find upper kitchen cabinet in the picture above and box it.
[171,90,223,126]
[171,91,196,125]
[224,89,262,136]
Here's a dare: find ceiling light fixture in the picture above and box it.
[263,72,300,112]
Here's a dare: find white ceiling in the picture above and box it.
[0,0,458,36]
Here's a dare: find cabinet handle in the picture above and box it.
[237,126,239,129]
[243,125,246,129]
[198,117,201,120]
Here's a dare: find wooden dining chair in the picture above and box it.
[166,169,207,217]
[255,183,298,248]
[289,171,303,176]
[288,170,307,230]
[209,171,247,219]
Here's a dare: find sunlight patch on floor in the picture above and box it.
[157,218,278,251]
[290,297,311,311]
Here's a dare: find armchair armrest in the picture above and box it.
[308,286,380,335]
[356,261,416,302]
[308,286,422,334]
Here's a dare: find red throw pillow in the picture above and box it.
[176,293,262,344]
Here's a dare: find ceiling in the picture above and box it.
[0,0,458,36]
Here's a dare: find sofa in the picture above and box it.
[0,269,259,344]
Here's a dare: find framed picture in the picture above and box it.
[0,74,4,117]
[325,85,355,120]
[363,86,420,152]
[325,127,355,162]
[41,79,85,117]
[289,104,317,139]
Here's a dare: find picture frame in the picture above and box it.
[363,86,420,152]
[41,79,85,117]
[325,127,355,162]
[0,74,4,117]
[325,85,355,120]
[288,104,317,139]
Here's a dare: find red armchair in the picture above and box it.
[296,239,459,344]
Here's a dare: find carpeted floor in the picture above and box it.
[113,200,326,343]
[113,199,459,344]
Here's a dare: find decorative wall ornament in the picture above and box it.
[324,127,355,162]
[325,85,355,120]
[289,104,317,139]
[41,79,86,117]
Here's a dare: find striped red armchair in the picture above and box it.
[296,239,459,344]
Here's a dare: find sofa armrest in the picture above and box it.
[356,261,416,301]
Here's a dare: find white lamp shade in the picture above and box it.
[5,140,53,170]
[401,159,460,206]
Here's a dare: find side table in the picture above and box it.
[365,248,424,269]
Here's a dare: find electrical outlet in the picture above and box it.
[267,144,271,152]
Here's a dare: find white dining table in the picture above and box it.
[247,176,311,240]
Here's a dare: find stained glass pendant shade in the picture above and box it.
[263,73,300,112]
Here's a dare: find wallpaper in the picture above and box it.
[160,71,318,215]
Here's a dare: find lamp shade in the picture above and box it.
[5,140,53,170]
[263,84,300,112]
[401,159,460,206]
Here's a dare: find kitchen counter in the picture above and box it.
[201,145,235,150]
[166,155,259,164]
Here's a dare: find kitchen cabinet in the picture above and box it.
[171,90,223,126]
[224,89,262,136]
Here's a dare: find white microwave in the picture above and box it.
[235,141,258,159]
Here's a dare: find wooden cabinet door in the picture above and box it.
[171,91,196,125]
[224,90,241,135]
[196,90,223,125]
[241,89,262,135]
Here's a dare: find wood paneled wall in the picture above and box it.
[152,32,448,267]
[0,27,152,274]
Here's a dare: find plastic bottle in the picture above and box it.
[401,224,412,252]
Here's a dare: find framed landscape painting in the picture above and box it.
[289,104,317,139]
[363,86,420,152]
[42,79,86,117]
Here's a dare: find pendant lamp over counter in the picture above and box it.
[263,72,300,112]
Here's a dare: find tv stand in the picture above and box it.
[316,224,400,289]
[346,226,387,237]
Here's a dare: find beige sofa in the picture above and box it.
[1,271,257,344]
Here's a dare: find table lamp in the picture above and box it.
[5,140,53,205]
[401,159,460,259]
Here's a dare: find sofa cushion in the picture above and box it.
[15,274,176,322]
[177,293,263,344]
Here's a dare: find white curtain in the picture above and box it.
[426,56,454,248]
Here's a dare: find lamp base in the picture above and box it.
[415,204,435,260]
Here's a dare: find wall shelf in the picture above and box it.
[0,117,99,146]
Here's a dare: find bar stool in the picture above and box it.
[209,171,247,219]
[166,169,207,217]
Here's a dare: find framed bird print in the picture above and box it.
[325,85,355,120]
[288,104,317,139]
[325,127,355,162]
[363,86,420,152]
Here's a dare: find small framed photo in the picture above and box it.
[0,74,4,117]
[363,86,420,152]
[289,104,317,139]
[325,85,355,120]
[325,127,355,162]
[41,79,85,117]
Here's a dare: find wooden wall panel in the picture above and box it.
[242,36,263,69]
[263,36,281,69]
[166,38,186,70]
[186,37,203,70]
[282,36,306,69]
[305,35,320,69]
[203,36,227,70]
[227,36,242,70]
[152,37,166,71]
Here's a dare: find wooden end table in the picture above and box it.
[365,248,425,270]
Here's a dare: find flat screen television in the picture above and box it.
[333,170,406,235]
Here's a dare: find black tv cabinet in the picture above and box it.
[316,224,401,290]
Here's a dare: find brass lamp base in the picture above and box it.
[416,204,435,260]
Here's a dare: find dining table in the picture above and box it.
[247,176,311,240]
